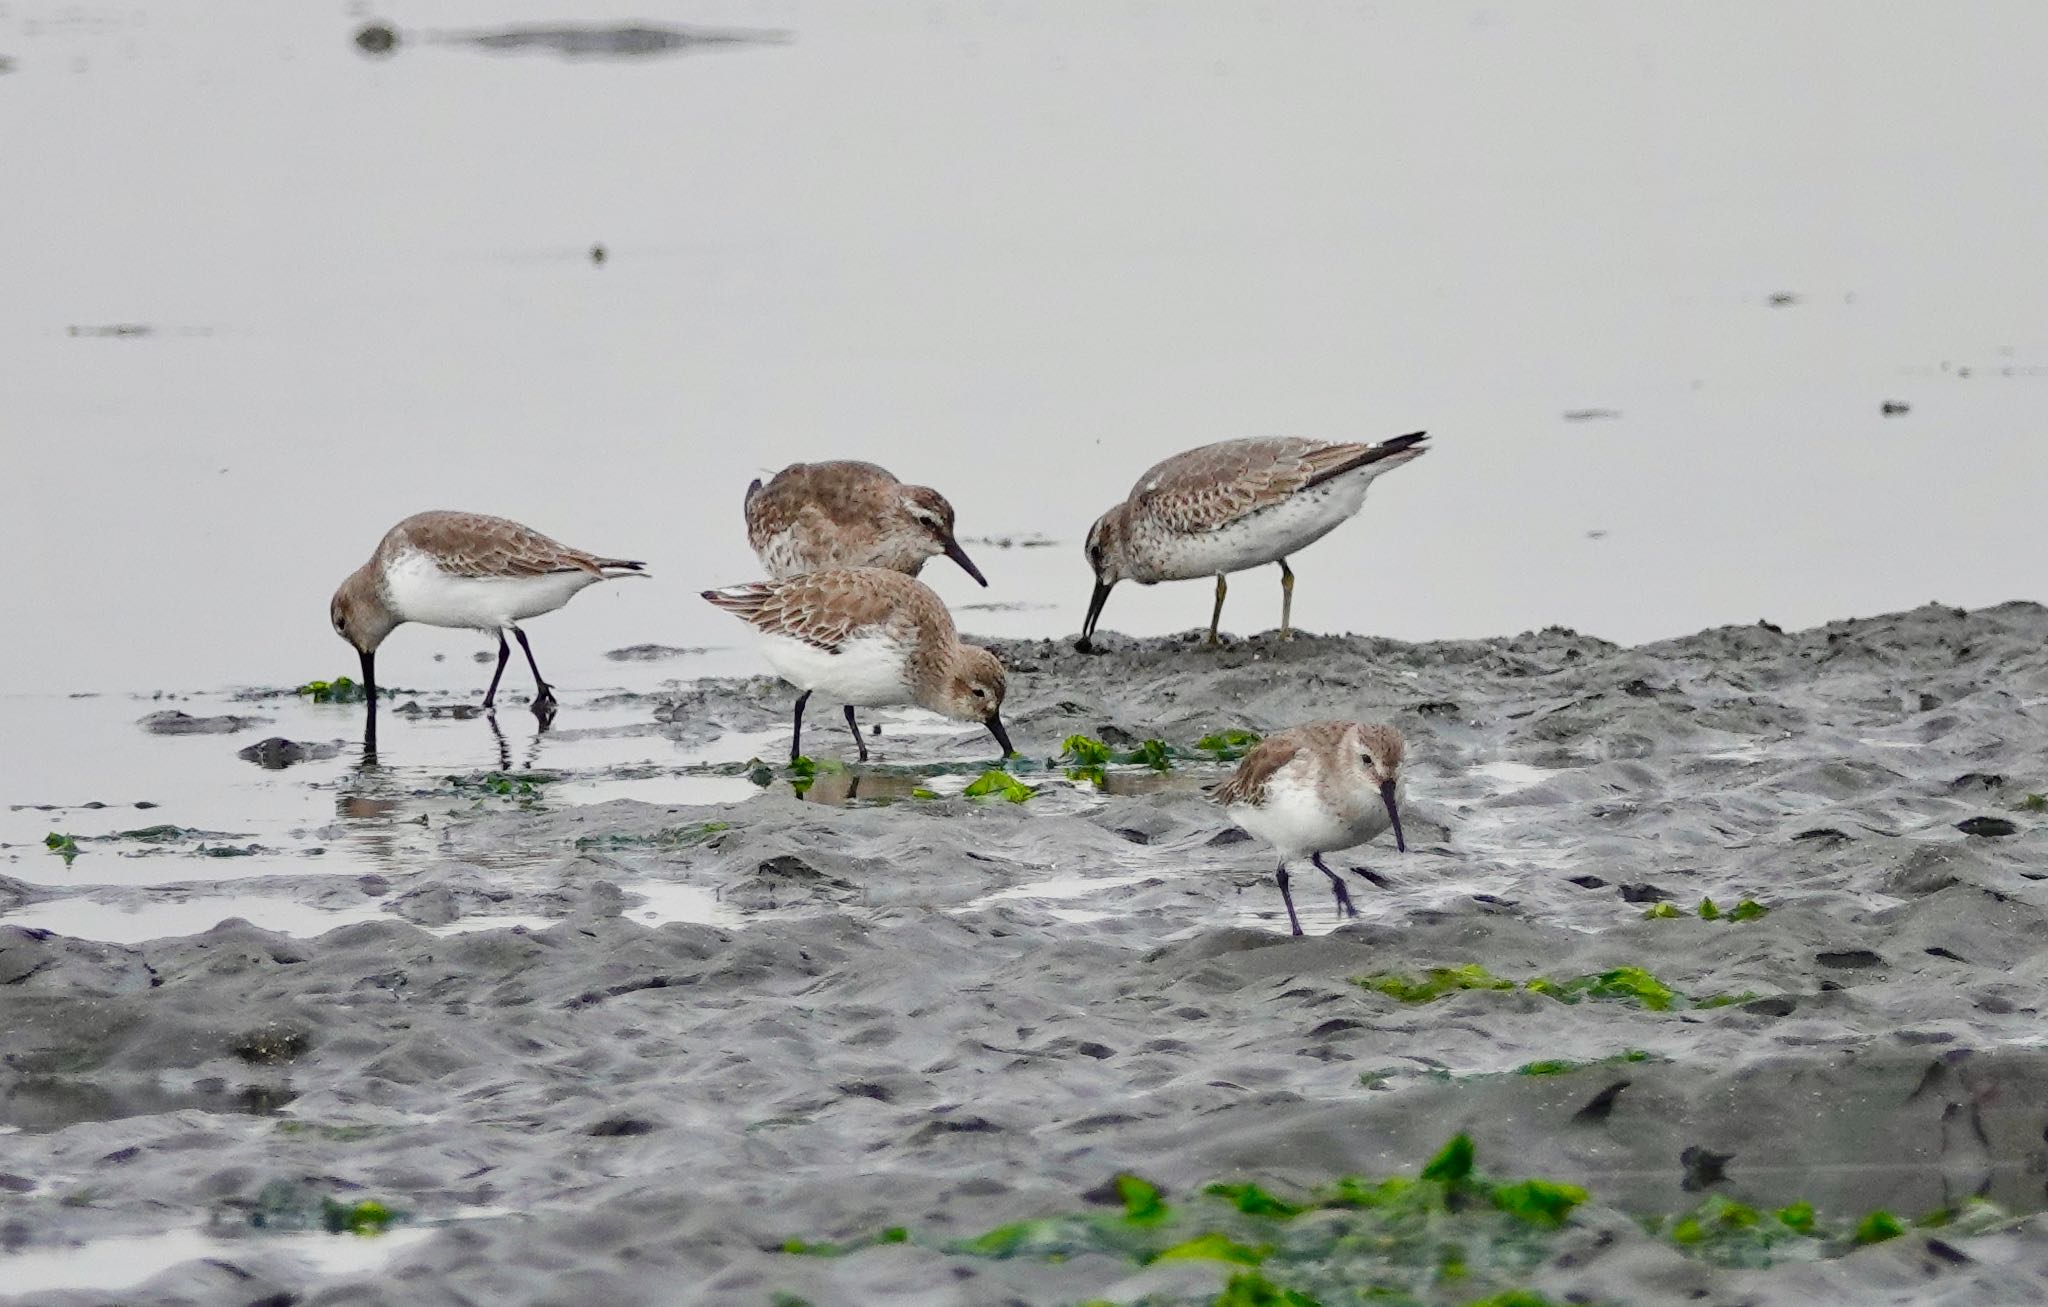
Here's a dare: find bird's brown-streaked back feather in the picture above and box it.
[702,567,946,651]
[743,461,903,554]
[380,511,643,579]
[1128,434,1428,537]
[1211,731,1307,808]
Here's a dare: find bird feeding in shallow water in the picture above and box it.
[744,460,987,585]
[1212,721,1409,936]
[329,511,646,717]
[1078,433,1429,650]
[702,567,1012,763]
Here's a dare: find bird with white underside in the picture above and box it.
[1078,433,1428,651]
[329,510,646,713]
[702,567,1012,763]
[1212,721,1409,936]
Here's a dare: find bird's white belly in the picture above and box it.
[383,553,596,630]
[1230,773,1391,860]
[757,630,913,706]
[1139,477,1371,582]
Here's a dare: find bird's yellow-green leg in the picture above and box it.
[1208,573,1228,646]
[1279,558,1295,640]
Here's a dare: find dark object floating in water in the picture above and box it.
[604,643,703,661]
[590,244,607,265]
[1881,399,1911,416]
[449,24,791,59]
[69,323,153,338]
[1679,1144,1732,1191]
[1571,1080,1629,1123]
[139,710,267,736]
[354,23,399,56]
[1956,815,2018,837]
[1562,408,1621,422]
[237,737,342,769]
[1767,292,1800,307]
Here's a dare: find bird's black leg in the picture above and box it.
[843,705,869,762]
[1313,853,1359,919]
[512,628,554,708]
[482,632,511,708]
[790,690,811,763]
[1275,862,1303,936]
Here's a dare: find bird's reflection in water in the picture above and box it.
[793,770,927,807]
[485,709,547,773]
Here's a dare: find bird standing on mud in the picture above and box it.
[745,460,988,585]
[1213,721,1409,936]
[703,567,1013,763]
[329,511,647,721]
[1078,433,1428,651]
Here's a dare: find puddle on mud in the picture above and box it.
[0,1224,439,1298]
[0,895,395,945]
[0,680,806,942]
[615,880,745,929]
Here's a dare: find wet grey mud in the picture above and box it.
[6,603,2048,1304]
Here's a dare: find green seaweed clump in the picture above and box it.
[321,1198,397,1235]
[1356,965,1518,1003]
[1212,1271,1323,1306]
[1852,1210,1904,1245]
[1206,1182,1306,1219]
[963,770,1036,803]
[1515,1050,1653,1077]
[297,676,368,703]
[1127,738,1175,770]
[1060,734,1115,767]
[1057,733,1178,784]
[777,1138,1598,1303]
[1363,965,1746,1013]
[44,832,81,861]
[1197,728,1263,761]
[780,1226,909,1257]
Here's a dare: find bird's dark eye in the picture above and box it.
[1361,753,1376,769]
[972,687,986,698]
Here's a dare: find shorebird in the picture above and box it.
[745,461,988,585]
[702,567,1012,763]
[329,511,646,713]
[1212,721,1408,936]
[1077,433,1428,651]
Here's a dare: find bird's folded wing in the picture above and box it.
[399,511,608,578]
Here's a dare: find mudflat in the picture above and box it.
[6,602,2048,1305]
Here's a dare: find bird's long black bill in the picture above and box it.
[987,714,1014,758]
[1076,579,1114,652]
[939,532,989,587]
[1380,780,1406,853]
[359,649,379,763]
